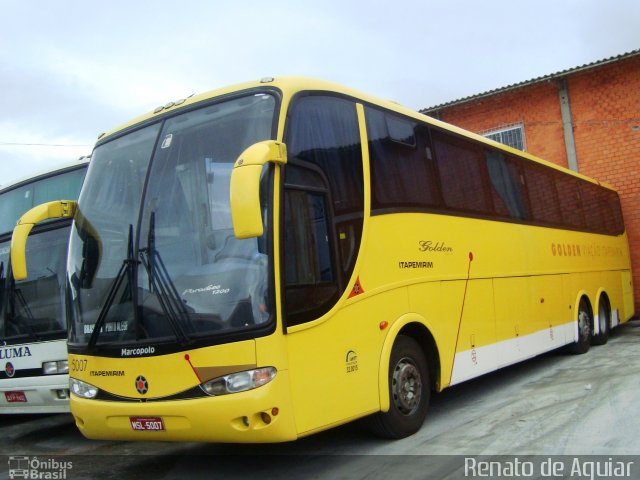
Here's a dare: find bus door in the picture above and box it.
[281,94,370,434]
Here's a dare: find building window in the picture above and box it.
[483,124,525,151]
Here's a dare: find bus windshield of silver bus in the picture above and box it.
[0,165,86,343]
[0,228,70,342]
[67,92,277,352]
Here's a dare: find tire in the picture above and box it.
[369,335,430,439]
[568,297,592,354]
[591,297,610,346]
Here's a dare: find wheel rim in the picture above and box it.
[392,357,422,415]
[578,305,591,341]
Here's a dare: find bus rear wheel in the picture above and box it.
[369,335,430,439]
[568,297,592,355]
[592,297,610,346]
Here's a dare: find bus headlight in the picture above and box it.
[69,378,99,399]
[43,360,69,375]
[201,367,276,396]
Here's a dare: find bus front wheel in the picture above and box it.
[369,335,430,439]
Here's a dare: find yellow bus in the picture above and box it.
[11,77,634,442]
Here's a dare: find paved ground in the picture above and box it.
[1,320,639,479]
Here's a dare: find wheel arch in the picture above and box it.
[378,314,440,413]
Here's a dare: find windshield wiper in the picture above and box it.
[0,261,42,342]
[139,212,192,346]
[87,225,137,349]
[0,261,5,315]
[10,286,35,322]
[0,262,6,338]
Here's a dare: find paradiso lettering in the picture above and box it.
[0,346,32,359]
[183,284,230,296]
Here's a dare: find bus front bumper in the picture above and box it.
[0,375,71,414]
[70,370,297,443]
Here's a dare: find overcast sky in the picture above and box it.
[1,0,638,187]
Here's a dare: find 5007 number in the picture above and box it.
[71,359,88,372]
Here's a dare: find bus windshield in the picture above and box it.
[0,227,70,341]
[67,92,277,350]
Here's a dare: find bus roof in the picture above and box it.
[97,77,617,193]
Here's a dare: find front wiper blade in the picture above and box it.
[139,212,192,346]
[11,287,34,321]
[87,225,137,349]
[2,261,41,341]
[0,261,5,316]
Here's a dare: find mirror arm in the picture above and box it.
[11,200,77,281]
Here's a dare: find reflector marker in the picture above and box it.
[348,276,365,299]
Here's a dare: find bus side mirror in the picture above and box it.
[11,200,77,281]
[230,140,287,239]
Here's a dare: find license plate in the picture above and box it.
[5,391,27,403]
[130,416,165,431]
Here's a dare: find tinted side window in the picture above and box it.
[582,182,607,233]
[485,151,528,220]
[287,96,364,221]
[556,175,585,229]
[286,191,333,284]
[432,131,490,214]
[604,189,625,235]
[366,107,440,210]
[581,183,624,235]
[284,95,364,326]
[284,168,337,324]
[523,165,562,225]
[284,165,334,288]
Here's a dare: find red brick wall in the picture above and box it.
[432,55,640,313]
[437,81,570,168]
